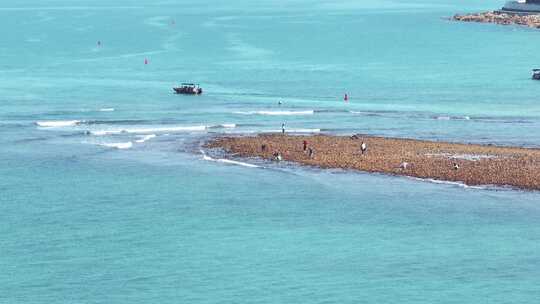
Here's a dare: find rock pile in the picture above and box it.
[453,11,540,28]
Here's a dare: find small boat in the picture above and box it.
[533,69,540,80]
[173,83,203,95]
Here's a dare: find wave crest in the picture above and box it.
[201,150,260,168]
[36,120,81,127]
[99,142,133,149]
[234,110,314,116]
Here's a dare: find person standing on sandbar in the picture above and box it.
[361,142,367,155]
[282,123,285,134]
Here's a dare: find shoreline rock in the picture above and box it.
[206,134,540,191]
[453,11,540,28]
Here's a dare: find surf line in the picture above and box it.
[200,150,260,168]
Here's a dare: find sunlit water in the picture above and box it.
[2,0,540,302]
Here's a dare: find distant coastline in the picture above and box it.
[207,134,540,191]
[453,11,540,28]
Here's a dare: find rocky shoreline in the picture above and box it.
[207,134,540,191]
[453,11,540,28]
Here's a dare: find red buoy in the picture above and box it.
[144,58,148,65]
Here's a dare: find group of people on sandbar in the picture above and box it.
[257,135,464,173]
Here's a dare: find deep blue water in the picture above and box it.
[2,0,540,303]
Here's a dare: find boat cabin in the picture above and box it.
[173,83,203,95]
[533,69,540,80]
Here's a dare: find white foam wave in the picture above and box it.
[201,151,260,168]
[135,134,156,143]
[409,177,486,189]
[100,142,133,149]
[208,123,237,129]
[434,115,471,121]
[425,153,498,161]
[265,128,321,134]
[234,110,314,116]
[436,116,451,120]
[350,111,375,114]
[91,125,207,136]
[99,108,115,112]
[36,120,80,127]
[144,16,170,28]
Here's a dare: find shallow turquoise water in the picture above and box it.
[2,0,540,303]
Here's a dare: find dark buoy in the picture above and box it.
[144,58,149,65]
[344,93,349,102]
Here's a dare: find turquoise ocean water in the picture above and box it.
[2,0,540,302]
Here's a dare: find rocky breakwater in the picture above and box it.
[453,11,540,28]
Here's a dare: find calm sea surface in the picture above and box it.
[1,0,540,302]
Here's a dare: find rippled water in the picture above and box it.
[2,0,540,302]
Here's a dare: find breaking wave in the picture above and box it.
[135,134,156,143]
[90,125,207,136]
[99,141,133,149]
[234,110,314,116]
[201,150,260,168]
[84,119,151,125]
[266,128,321,133]
[433,115,470,121]
[409,177,487,189]
[208,123,236,129]
[349,111,384,116]
[36,120,81,127]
